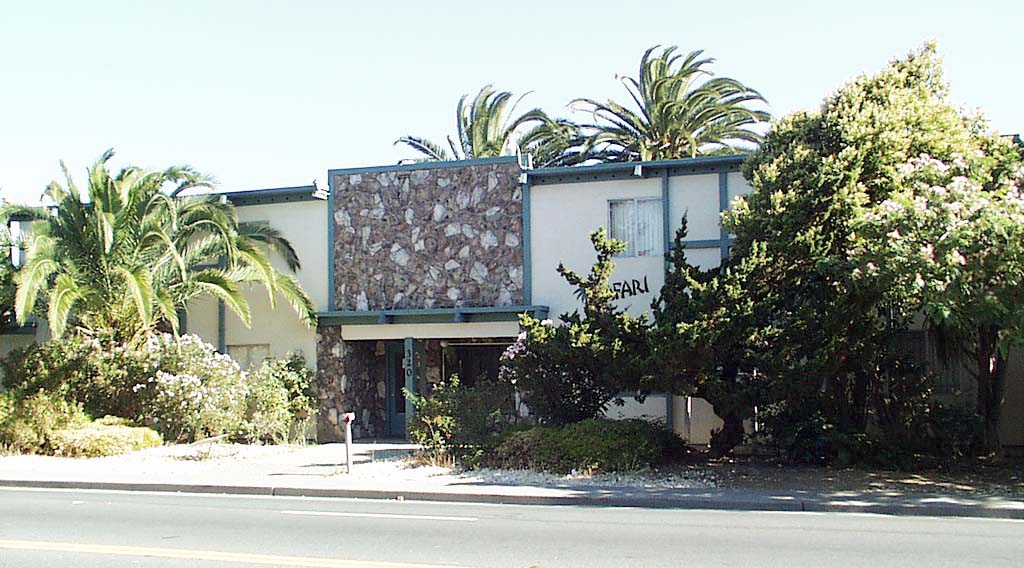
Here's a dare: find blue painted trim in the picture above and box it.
[528,155,746,186]
[317,305,549,326]
[217,300,226,352]
[327,172,336,312]
[328,156,519,177]
[218,185,318,206]
[661,169,671,257]
[683,239,727,249]
[522,178,532,305]
[532,154,744,177]
[404,336,416,429]
[719,173,731,259]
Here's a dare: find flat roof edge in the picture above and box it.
[529,154,747,179]
[217,185,320,206]
[328,156,521,177]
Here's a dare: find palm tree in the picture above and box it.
[396,85,576,164]
[572,46,770,162]
[15,150,316,343]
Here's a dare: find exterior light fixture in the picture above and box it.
[311,179,330,200]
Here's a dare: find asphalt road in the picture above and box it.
[1,487,1022,568]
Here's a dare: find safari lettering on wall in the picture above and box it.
[611,275,650,300]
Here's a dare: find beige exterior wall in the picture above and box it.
[184,199,327,368]
[1001,351,1024,446]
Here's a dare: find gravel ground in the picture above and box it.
[8,442,1020,498]
[1,443,716,490]
[457,466,716,489]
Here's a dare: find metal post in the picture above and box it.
[343,412,355,473]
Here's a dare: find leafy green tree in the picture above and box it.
[851,137,1024,448]
[501,229,652,424]
[572,45,769,162]
[396,85,576,165]
[651,220,769,455]
[715,42,1011,457]
[15,150,316,343]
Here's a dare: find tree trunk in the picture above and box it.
[975,327,1007,451]
[709,412,745,458]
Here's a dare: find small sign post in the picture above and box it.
[342,412,355,473]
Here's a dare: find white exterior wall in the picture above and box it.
[530,171,754,444]
[530,177,664,319]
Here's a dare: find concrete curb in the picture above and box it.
[2,478,1022,520]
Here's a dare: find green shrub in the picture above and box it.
[406,375,517,465]
[484,418,685,474]
[762,395,983,470]
[128,334,247,442]
[50,418,163,458]
[0,337,96,403]
[0,390,89,454]
[0,335,325,448]
[239,354,316,444]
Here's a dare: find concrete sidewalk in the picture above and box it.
[1,442,1022,520]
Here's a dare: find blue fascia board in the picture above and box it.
[317,305,549,326]
[684,238,731,249]
[327,156,520,177]
[522,179,532,305]
[218,185,319,206]
[528,155,747,186]
[327,173,336,311]
[529,154,746,178]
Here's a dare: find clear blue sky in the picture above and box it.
[0,1,1019,204]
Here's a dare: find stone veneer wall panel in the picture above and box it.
[315,327,387,440]
[332,161,524,310]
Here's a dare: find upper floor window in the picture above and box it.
[608,198,662,257]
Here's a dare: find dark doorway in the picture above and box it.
[384,343,406,437]
[445,344,507,387]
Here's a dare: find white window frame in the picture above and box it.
[607,197,663,257]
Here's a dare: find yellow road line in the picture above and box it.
[0,539,470,568]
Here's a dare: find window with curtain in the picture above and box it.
[608,198,662,257]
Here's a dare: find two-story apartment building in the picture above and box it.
[6,154,1024,446]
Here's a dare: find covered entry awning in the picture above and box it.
[316,305,549,341]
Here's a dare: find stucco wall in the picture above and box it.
[531,177,662,320]
[184,199,326,365]
[1002,352,1024,446]
[529,170,751,442]
[331,160,524,311]
[236,200,329,310]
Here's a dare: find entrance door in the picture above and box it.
[384,344,407,437]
